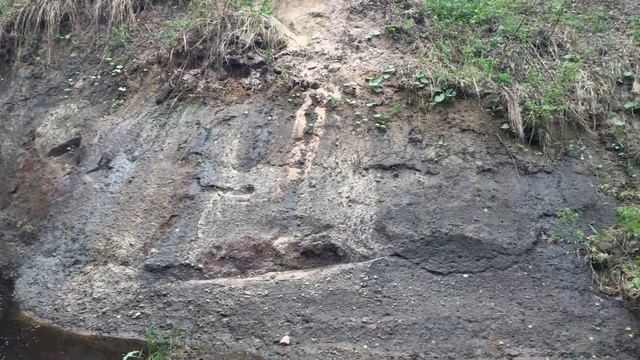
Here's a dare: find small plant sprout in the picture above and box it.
[496,73,512,86]
[122,325,185,360]
[620,70,634,82]
[615,206,640,238]
[122,350,143,360]
[391,103,401,115]
[365,29,383,40]
[373,112,391,129]
[414,70,430,89]
[404,18,415,31]
[624,102,640,113]
[366,75,384,93]
[88,74,101,86]
[304,123,315,135]
[112,64,125,76]
[328,95,339,109]
[111,25,130,49]
[366,67,396,94]
[385,23,400,38]
[555,208,579,224]
[551,208,585,243]
[432,87,456,105]
[597,183,615,196]
[605,115,625,128]
[263,48,272,63]
[617,189,640,202]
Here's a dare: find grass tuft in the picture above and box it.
[0,0,281,69]
[0,0,142,59]
[369,0,640,146]
[161,0,282,70]
[122,326,185,360]
[586,206,640,305]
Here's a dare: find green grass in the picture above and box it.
[366,67,395,93]
[615,206,640,238]
[390,0,640,145]
[630,17,640,44]
[1,0,636,149]
[122,326,184,360]
[549,203,640,304]
[555,208,579,224]
[551,207,584,242]
[587,206,640,303]
[0,0,7,17]
[423,0,524,25]
[110,24,131,49]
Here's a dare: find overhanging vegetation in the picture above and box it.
[371,0,639,145]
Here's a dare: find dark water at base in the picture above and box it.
[0,282,264,360]
[0,283,145,360]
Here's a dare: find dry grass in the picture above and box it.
[0,0,142,59]
[0,0,282,73]
[142,0,284,101]
[164,0,282,70]
[501,87,524,140]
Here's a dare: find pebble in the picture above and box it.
[280,335,291,345]
[505,348,520,356]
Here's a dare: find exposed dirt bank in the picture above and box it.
[1,0,639,359]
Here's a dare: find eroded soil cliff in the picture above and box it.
[1,0,640,358]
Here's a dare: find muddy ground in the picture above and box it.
[1,0,639,359]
